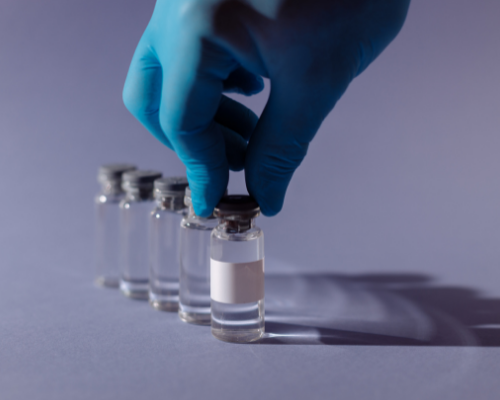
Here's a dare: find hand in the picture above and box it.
[123,0,410,216]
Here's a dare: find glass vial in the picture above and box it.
[178,187,219,325]
[94,163,137,288]
[210,196,264,343]
[119,170,162,299]
[149,177,189,311]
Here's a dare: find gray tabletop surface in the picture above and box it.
[1,1,499,399]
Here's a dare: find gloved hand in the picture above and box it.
[123,0,410,217]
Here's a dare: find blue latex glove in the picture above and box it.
[123,0,410,217]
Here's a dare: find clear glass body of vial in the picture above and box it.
[178,187,219,325]
[119,170,162,300]
[210,196,265,343]
[148,177,189,311]
[94,164,136,288]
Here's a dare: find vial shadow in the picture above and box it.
[256,272,500,346]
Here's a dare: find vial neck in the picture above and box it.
[187,204,196,218]
[155,195,185,211]
[125,187,154,201]
[220,217,255,233]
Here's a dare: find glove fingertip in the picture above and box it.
[249,75,265,95]
[188,170,229,218]
[259,200,282,217]
[192,199,213,218]
[246,177,284,217]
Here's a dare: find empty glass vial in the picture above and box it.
[211,196,265,343]
[119,170,162,299]
[149,177,189,311]
[94,163,137,288]
[178,187,219,325]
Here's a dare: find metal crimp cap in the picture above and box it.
[122,170,162,191]
[154,176,189,196]
[214,195,260,220]
[97,163,137,183]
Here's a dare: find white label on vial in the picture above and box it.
[210,259,264,304]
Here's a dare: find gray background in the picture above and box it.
[1,0,499,399]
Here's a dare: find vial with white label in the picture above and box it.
[94,164,137,288]
[178,187,219,325]
[119,170,162,299]
[149,177,189,311]
[210,195,264,343]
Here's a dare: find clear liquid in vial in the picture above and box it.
[148,208,184,311]
[119,201,153,299]
[178,219,215,325]
[210,226,264,343]
[211,299,264,343]
[95,193,122,288]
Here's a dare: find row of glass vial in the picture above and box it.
[94,164,264,343]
